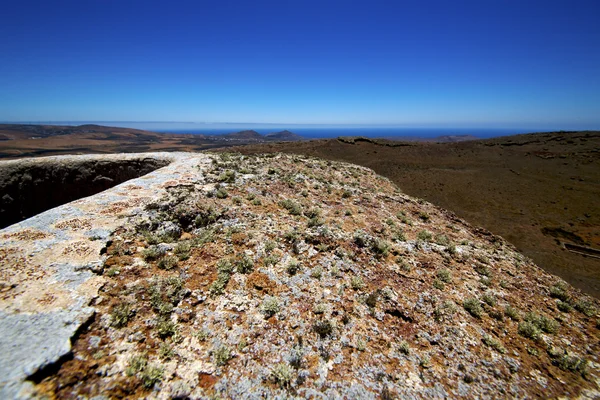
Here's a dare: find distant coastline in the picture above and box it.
[0,121,576,140]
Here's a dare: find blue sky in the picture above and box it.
[1,0,599,129]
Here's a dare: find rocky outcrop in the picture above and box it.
[0,152,598,399]
[0,154,170,229]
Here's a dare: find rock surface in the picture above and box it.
[0,152,598,399]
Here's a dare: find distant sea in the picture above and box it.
[156,127,533,140]
[5,121,553,140]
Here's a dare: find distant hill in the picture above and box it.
[265,130,304,141]
[0,124,306,158]
[222,130,264,140]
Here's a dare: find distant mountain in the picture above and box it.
[222,130,263,140]
[265,130,304,141]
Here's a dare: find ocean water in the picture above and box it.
[156,127,533,140]
[6,121,545,140]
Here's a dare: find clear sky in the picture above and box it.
[1,0,599,129]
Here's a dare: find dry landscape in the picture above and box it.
[225,131,600,299]
[1,152,598,398]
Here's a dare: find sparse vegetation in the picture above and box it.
[417,230,432,241]
[574,299,597,317]
[482,334,506,354]
[463,298,483,318]
[398,340,410,355]
[311,266,323,279]
[236,253,254,273]
[111,303,133,328]
[261,296,281,317]
[158,255,178,270]
[213,345,231,366]
[313,320,334,338]
[437,268,451,283]
[271,363,293,388]
[351,276,365,290]
[286,259,301,275]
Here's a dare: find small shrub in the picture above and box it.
[106,267,120,277]
[399,340,410,355]
[463,298,483,318]
[433,279,445,290]
[194,329,209,341]
[286,259,301,275]
[393,230,406,241]
[482,334,506,354]
[417,230,432,241]
[474,264,491,277]
[215,188,228,199]
[351,276,365,290]
[159,343,175,360]
[263,254,279,267]
[271,363,293,388]
[216,258,234,274]
[126,354,148,376]
[418,212,430,222]
[111,303,133,328]
[524,312,559,334]
[313,320,334,338]
[174,242,191,260]
[156,319,177,338]
[236,253,254,274]
[557,300,573,313]
[480,277,492,287]
[265,240,276,253]
[435,234,450,246]
[434,301,457,321]
[158,255,178,270]
[356,336,366,351]
[574,299,597,317]
[283,229,300,243]
[518,321,541,340]
[217,170,236,183]
[279,199,302,215]
[549,282,570,302]
[488,308,504,321]
[261,296,281,318]
[353,231,368,248]
[437,268,452,283]
[308,216,325,228]
[213,345,231,366]
[420,355,431,368]
[313,303,327,314]
[311,267,323,279]
[372,238,390,257]
[304,207,321,219]
[482,292,497,307]
[548,348,589,377]
[365,291,378,308]
[142,246,163,261]
[210,273,230,296]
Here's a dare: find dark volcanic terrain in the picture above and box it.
[223,132,600,298]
